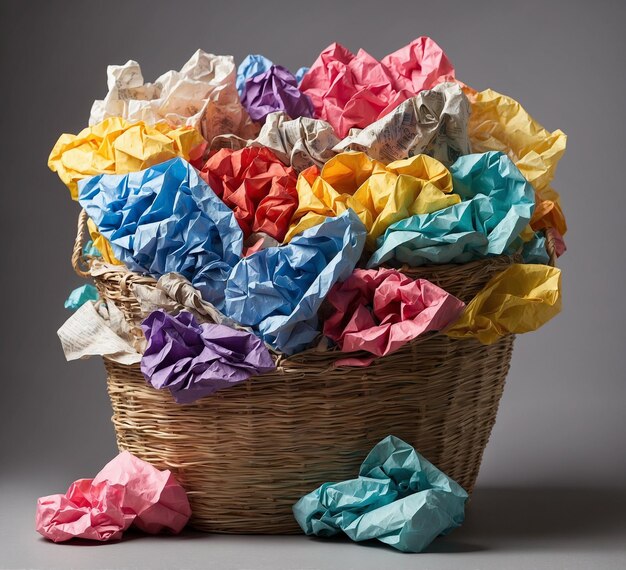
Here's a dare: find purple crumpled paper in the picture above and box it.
[241,65,315,123]
[140,310,276,404]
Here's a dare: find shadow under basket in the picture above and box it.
[72,210,556,534]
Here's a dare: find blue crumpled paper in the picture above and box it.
[64,284,99,309]
[293,435,468,553]
[522,232,550,264]
[294,67,309,85]
[223,210,366,355]
[78,157,243,309]
[236,54,309,95]
[367,151,535,267]
[236,54,273,95]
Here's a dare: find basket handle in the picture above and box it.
[72,209,91,278]
[544,227,558,268]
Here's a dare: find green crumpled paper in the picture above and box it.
[292,435,468,553]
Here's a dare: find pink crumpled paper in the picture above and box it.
[35,451,191,542]
[323,268,465,366]
[300,37,455,137]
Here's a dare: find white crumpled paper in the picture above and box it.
[211,111,340,171]
[334,82,471,166]
[89,50,258,141]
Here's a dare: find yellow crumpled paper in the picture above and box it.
[87,218,122,265]
[464,88,567,236]
[48,117,203,200]
[446,263,562,344]
[285,152,459,249]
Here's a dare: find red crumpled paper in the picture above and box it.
[300,38,455,137]
[198,146,299,242]
[35,451,191,542]
[323,268,465,366]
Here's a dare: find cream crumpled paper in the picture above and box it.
[334,82,471,166]
[210,82,470,171]
[210,111,341,171]
[89,50,258,141]
[57,298,144,364]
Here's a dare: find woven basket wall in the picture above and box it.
[72,210,554,534]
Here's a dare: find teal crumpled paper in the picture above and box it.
[82,240,102,258]
[64,284,99,310]
[522,232,550,264]
[367,151,535,267]
[293,435,468,553]
[78,157,243,309]
[223,210,366,355]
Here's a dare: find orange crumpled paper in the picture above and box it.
[35,451,191,542]
[198,146,299,243]
[324,268,465,366]
[300,38,455,137]
[285,151,458,250]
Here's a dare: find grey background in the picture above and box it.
[1,0,625,568]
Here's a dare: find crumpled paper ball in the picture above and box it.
[78,157,243,309]
[324,268,465,366]
[89,49,258,141]
[223,210,367,355]
[368,151,536,267]
[300,38,455,137]
[241,64,315,123]
[446,263,562,344]
[36,451,191,542]
[334,82,471,166]
[236,54,309,96]
[210,111,341,172]
[198,146,299,242]
[464,87,567,239]
[48,117,203,200]
[293,435,468,553]
[64,284,99,310]
[286,151,458,250]
[140,310,276,404]
[236,54,273,95]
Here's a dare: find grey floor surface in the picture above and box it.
[2,481,624,570]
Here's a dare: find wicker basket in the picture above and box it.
[72,210,556,534]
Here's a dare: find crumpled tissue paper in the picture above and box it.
[36,451,191,542]
[48,117,202,200]
[64,284,99,310]
[286,151,458,249]
[78,157,243,308]
[446,263,562,343]
[141,310,276,403]
[224,210,367,355]
[198,146,298,242]
[241,65,314,123]
[293,435,468,553]
[89,50,257,141]
[210,111,341,172]
[465,87,567,237]
[237,54,309,96]
[368,151,535,267]
[334,82,471,166]
[300,37,455,137]
[324,268,465,366]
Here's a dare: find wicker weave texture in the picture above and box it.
[74,210,521,534]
